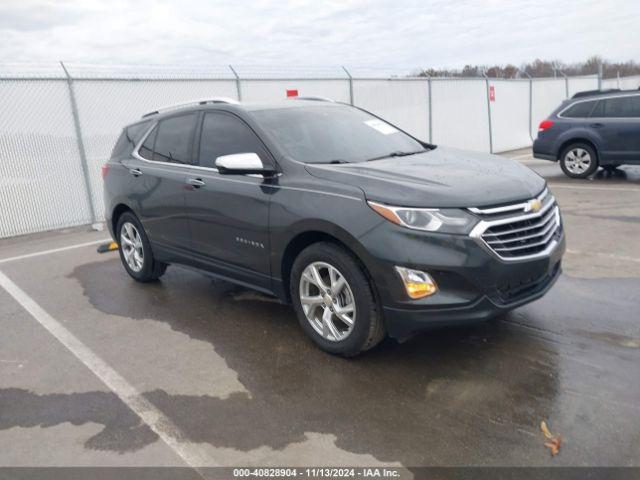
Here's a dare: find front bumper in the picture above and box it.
[359,221,565,340]
[382,258,561,340]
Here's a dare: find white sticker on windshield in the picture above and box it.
[364,119,399,135]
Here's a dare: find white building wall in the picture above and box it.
[240,80,350,103]
[431,79,490,152]
[352,79,429,141]
[488,80,531,152]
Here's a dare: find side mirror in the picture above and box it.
[215,153,275,175]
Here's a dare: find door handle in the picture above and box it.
[590,123,605,128]
[186,178,206,188]
[129,168,143,176]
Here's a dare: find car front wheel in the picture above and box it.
[290,242,385,357]
[559,143,598,179]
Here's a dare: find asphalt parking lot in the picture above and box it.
[1,150,639,472]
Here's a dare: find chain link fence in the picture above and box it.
[1,63,639,239]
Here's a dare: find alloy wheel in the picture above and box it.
[120,222,144,272]
[299,261,356,342]
[564,148,592,175]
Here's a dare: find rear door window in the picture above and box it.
[562,101,596,118]
[198,112,269,168]
[153,114,197,164]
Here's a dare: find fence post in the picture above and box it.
[60,61,97,225]
[560,71,569,98]
[229,65,242,101]
[341,66,354,105]
[598,63,603,91]
[483,71,493,154]
[522,71,534,143]
[617,71,620,89]
[424,71,433,143]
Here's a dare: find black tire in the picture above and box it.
[116,211,167,282]
[559,143,598,179]
[290,242,385,357]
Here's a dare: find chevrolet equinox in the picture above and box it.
[104,98,565,356]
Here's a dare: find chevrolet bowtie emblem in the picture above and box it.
[525,198,542,213]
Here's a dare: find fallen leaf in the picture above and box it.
[540,420,562,456]
[544,437,562,456]
[540,420,554,439]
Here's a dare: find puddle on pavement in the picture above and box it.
[59,258,566,465]
[0,388,157,452]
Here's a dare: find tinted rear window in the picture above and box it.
[139,114,197,164]
[562,101,596,118]
[154,114,197,164]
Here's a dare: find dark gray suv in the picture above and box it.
[104,98,564,356]
[533,89,640,178]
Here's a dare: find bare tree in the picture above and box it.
[417,57,640,79]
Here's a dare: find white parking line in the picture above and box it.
[0,239,110,265]
[549,184,640,193]
[566,249,640,264]
[0,270,215,472]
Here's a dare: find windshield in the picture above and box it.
[250,105,426,164]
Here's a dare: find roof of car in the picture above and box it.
[571,88,639,100]
[125,98,348,129]
[139,98,343,119]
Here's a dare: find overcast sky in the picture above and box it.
[0,0,638,71]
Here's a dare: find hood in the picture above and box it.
[304,146,546,208]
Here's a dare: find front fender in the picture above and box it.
[267,185,387,297]
[278,217,381,275]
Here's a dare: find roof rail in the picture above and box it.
[142,97,240,118]
[572,89,620,99]
[291,96,334,102]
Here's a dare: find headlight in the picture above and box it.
[368,201,476,234]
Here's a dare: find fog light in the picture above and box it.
[395,266,438,299]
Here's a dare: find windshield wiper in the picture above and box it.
[365,150,427,162]
[328,159,350,164]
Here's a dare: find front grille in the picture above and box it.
[469,189,562,260]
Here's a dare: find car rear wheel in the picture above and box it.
[290,242,385,357]
[116,212,167,282]
[559,143,598,179]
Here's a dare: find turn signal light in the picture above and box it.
[538,120,555,132]
[101,164,110,179]
[395,266,438,299]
